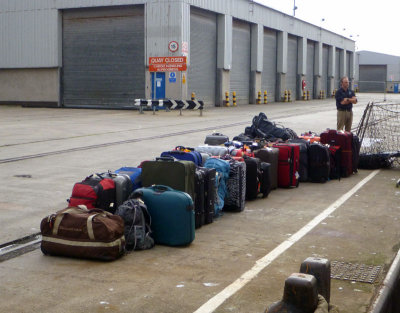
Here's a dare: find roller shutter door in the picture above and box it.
[286,35,298,96]
[261,28,277,102]
[359,65,387,92]
[230,19,251,104]
[62,6,145,107]
[306,41,315,99]
[321,45,329,94]
[346,51,352,78]
[335,49,341,88]
[188,9,217,104]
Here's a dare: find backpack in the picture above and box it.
[114,198,154,251]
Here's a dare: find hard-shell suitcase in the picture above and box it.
[328,145,342,180]
[254,147,279,189]
[99,172,132,212]
[195,145,229,157]
[141,157,195,201]
[160,150,202,166]
[308,143,330,183]
[320,129,353,177]
[272,143,300,188]
[223,159,246,212]
[204,132,229,145]
[244,157,261,200]
[196,167,216,224]
[288,138,310,182]
[114,167,142,192]
[133,185,195,246]
[41,206,125,261]
[259,162,271,198]
[194,168,205,228]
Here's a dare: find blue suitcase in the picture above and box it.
[133,185,195,246]
[160,150,202,166]
[114,167,142,192]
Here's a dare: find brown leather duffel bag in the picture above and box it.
[41,206,125,261]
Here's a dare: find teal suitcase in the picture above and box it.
[133,185,195,246]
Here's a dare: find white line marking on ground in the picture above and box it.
[194,170,380,313]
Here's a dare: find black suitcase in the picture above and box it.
[308,143,330,183]
[223,159,246,212]
[259,162,271,198]
[254,147,279,189]
[194,168,205,229]
[197,167,216,224]
[352,134,361,173]
[244,157,261,200]
[288,138,310,182]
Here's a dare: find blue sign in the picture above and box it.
[169,72,176,83]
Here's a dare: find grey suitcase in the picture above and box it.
[204,132,229,145]
[99,172,133,212]
[254,147,279,189]
[195,145,229,157]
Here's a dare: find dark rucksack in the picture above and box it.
[115,198,154,251]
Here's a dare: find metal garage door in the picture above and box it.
[306,41,315,99]
[188,8,217,104]
[230,19,251,104]
[261,28,277,102]
[346,51,352,88]
[359,65,387,92]
[286,35,298,97]
[62,6,145,107]
[335,49,341,88]
[321,45,329,95]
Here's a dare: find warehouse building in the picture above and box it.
[355,50,400,93]
[0,0,355,108]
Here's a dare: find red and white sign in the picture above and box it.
[168,41,179,53]
[149,56,187,72]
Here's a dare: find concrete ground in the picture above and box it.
[0,93,399,313]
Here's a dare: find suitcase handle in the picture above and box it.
[156,156,175,162]
[151,185,173,192]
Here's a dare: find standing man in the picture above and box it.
[335,76,357,131]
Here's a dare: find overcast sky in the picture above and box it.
[254,0,400,57]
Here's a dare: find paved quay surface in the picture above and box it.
[0,93,399,313]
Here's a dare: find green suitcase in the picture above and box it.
[133,185,195,246]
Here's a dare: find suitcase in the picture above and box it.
[308,143,330,183]
[299,135,321,143]
[223,159,246,212]
[160,150,202,166]
[288,138,310,182]
[352,134,361,173]
[40,206,125,261]
[244,157,260,200]
[320,129,353,177]
[98,172,132,212]
[141,156,195,201]
[196,167,216,224]
[204,132,229,145]
[68,174,116,212]
[328,145,342,180]
[259,162,271,198]
[272,143,300,188]
[133,185,195,246]
[254,147,279,189]
[194,168,205,228]
[195,145,229,157]
[114,167,142,192]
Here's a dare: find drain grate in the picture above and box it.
[330,261,383,284]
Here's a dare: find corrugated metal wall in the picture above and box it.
[335,48,341,88]
[346,51,351,77]
[62,6,145,107]
[359,65,387,92]
[306,40,315,98]
[230,19,251,103]
[286,34,298,96]
[321,45,329,94]
[261,28,277,102]
[187,8,217,104]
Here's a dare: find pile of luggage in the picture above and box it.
[40,113,361,262]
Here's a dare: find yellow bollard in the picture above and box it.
[322,90,325,99]
[232,91,237,106]
[307,90,310,100]
[264,90,268,104]
[191,92,195,101]
[257,91,261,104]
[225,91,230,107]
[302,90,306,100]
[284,90,288,102]
[288,90,292,102]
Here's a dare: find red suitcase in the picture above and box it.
[272,143,300,188]
[320,129,353,177]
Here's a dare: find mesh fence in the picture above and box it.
[356,102,400,168]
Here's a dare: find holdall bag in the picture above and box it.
[41,206,125,261]
[114,198,154,251]
[204,132,229,145]
[195,145,229,157]
[132,185,195,246]
[68,175,116,212]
